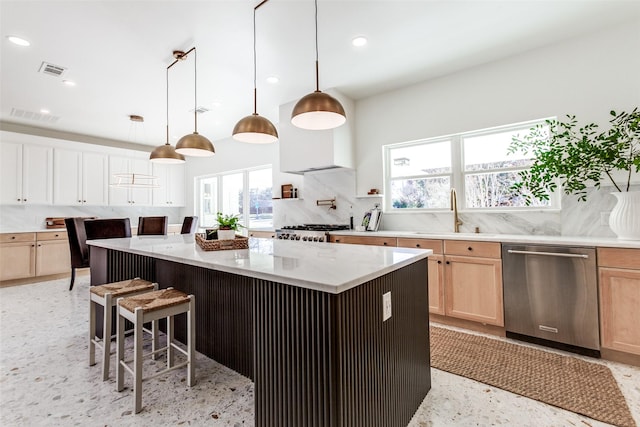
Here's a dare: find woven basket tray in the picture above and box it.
[195,233,249,251]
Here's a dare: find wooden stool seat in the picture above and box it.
[89,278,158,381]
[116,288,195,414]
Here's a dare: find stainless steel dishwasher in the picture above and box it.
[502,244,600,357]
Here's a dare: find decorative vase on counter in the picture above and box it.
[608,191,640,240]
[217,229,236,241]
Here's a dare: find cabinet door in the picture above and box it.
[53,149,82,205]
[129,157,152,205]
[0,242,36,281]
[428,255,445,315]
[82,152,108,205]
[152,163,170,206]
[444,255,504,326]
[36,240,71,276]
[0,142,22,204]
[168,163,186,206]
[22,144,53,205]
[599,267,640,355]
[108,156,131,205]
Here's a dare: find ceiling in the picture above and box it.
[1,0,639,149]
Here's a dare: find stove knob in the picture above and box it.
[312,236,318,242]
[295,235,301,240]
[318,236,325,242]
[277,235,283,239]
[302,236,308,241]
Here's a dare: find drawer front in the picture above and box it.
[444,240,501,258]
[598,247,640,269]
[330,235,397,247]
[397,238,443,254]
[0,232,36,243]
[37,231,68,241]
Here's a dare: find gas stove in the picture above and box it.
[276,224,350,242]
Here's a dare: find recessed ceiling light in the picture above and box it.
[266,76,279,84]
[352,36,367,47]
[40,108,50,114]
[62,80,76,87]
[7,36,30,46]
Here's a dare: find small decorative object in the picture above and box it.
[214,212,244,240]
[196,234,249,251]
[281,184,293,199]
[509,108,639,240]
[367,188,380,195]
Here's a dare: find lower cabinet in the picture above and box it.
[0,231,70,281]
[397,238,444,315]
[0,233,36,281]
[598,247,640,355]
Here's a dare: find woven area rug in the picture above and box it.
[430,326,636,427]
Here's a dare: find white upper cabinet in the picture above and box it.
[53,149,108,205]
[152,163,186,207]
[109,155,152,206]
[279,90,355,174]
[0,142,53,205]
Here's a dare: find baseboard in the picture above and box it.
[429,314,506,337]
[601,348,640,367]
[0,269,89,288]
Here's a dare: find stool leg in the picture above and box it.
[151,283,159,361]
[187,296,195,386]
[116,305,125,392]
[167,315,174,369]
[102,294,112,381]
[89,298,96,366]
[134,308,144,414]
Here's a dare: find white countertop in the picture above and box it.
[328,230,640,249]
[87,235,431,294]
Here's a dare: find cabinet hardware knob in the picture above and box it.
[446,261,450,264]
[11,236,16,239]
[437,260,442,264]
[83,200,86,203]
[24,199,27,202]
[17,198,21,201]
[416,244,421,247]
[55,234,59,237]
[383,242,387,246]
[78,200,82,203]
[336,239,340,243]
[467,247,473,251]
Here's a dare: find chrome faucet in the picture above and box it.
[450,188,463,233]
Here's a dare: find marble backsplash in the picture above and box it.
[273,169,637,238]
[0,205,184,232]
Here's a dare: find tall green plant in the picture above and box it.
[508,108,640,204]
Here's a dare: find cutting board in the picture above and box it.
[45,217,66,229]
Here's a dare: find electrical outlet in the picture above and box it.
[382,292,392,321]
[600,211,610,226]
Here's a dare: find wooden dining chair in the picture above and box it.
[181,216,199,234]
[84,218,132,241]
[137,216,168,236]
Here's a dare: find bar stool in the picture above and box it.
[116,288,195,414]
[89,278,158,381]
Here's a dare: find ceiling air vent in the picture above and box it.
[38,61,67,77]
[10,108,60,124]
[190,106,210,114]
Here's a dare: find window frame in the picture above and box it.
[195,164,273,229]
[383,119,560,213]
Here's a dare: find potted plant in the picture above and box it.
[509,108,639,239]
[211,212,243,240]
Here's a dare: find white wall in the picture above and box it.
[353,19,640,235]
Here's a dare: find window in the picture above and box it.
[384,120,554,211]
[196,165,273,229]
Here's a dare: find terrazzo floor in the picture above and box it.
[1,275,638,427]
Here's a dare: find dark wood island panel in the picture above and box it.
[90,245,431,427]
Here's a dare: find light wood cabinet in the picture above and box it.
[329,234,397,247]
[0,142,53,205]
[35,232,71,276]
[0,233,36,281]
[397,238,444,315]
[598,247,640,355]
[53,149,108,205]
[1,232,70,281]
[249,231,276,239]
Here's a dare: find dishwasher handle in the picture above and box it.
[506,249,589,259]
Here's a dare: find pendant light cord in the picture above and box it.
[314,0,319,92]
[193,47,198,133]
[165,67,170,145]
[253,6,257,115]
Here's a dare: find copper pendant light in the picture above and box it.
[150,59,185,164]
[175,48,216,157]
[291,0,346,131]
[232,0,278,144]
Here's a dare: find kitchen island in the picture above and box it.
[88,234,432,427]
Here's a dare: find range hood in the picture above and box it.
[278,90,354,175]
